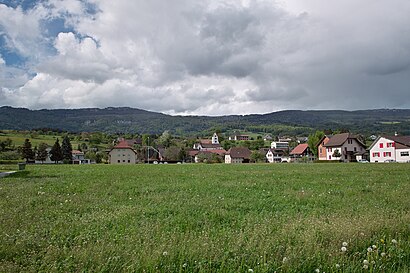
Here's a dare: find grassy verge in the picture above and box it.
[0,163,409,272]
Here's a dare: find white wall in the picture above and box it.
[395,148,410,163]
[370,137,396,163]
[109,148,137,164]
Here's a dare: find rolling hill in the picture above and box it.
[1,106,409,136]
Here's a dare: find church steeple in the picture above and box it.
[212,133,219,144]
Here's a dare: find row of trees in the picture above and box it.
[21,136,73,163]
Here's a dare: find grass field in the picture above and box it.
[0,131,81,147]
[1,164,409,272]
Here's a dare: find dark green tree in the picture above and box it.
[250,150,266,163]
[308,131,325,158]
[21,138,35,162]
[61,135,73,163]
[50,139,63,163]
[36,142,49,163]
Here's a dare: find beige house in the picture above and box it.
[109,140,138,164]
[323,133,366,162]
[225,147,251,164]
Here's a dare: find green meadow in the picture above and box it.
[0,131,81,147]
[1,164,409,272]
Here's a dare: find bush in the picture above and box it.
[0,151,21,160]
[0,160,22,165]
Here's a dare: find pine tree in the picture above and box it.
[50,139,63,163]
[36,142,49,163]
[21,138,35,162]
[61,135,73,163]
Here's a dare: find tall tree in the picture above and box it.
[61,135,73,162]
[158,131,172,148]
[50,139,63,163]
[36,142,49,163]
[308,131,325,158]
[21,138,35,162]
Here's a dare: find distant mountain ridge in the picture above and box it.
[1,106,409,135]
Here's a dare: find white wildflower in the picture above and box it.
[315,269,320,273]
[341,246,347,252]
[363,260,369,265]
[282,257,288,263]
[381,252,386,257]
[367,247,373,252]
[335,264,340,268]
[363,264,368,270]
[162,251,168,256]
[342,242,348,247]
[248,269,254,273]
[372,245,377,249]
[182,263,187,268]
[391,239,397,244]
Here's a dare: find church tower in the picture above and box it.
[212,133,219,144]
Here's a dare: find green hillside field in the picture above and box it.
[1,164,409,272]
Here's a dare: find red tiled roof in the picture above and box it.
[113,140,133,149]
[290,143,309,155]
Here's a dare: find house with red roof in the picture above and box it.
[316,135,332,160]
[109,140,138,164]
[289,143,313,161]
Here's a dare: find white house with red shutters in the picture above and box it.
[369,135,410,163]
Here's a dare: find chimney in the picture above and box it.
[394,132,398,136]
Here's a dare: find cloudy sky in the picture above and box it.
[1,0,410,115]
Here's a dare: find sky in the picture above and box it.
[0,0,410,116]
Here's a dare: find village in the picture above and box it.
[4,130,409,165]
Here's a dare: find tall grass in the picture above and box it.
[1,164,409,272]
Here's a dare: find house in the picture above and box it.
[271,141,289,150]
[290,143,313,161]
[265,148,284,163]
[263,134,273,141]
[225,147,251,164]
[369,135,410,163]
[317,135,332,160]
[323,133,366,162]
[109,140,138,164]
[72,150,91,164]
[229,133,250,141]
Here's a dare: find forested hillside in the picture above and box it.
[1,106,409,136]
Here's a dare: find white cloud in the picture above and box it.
[1,0,410,115]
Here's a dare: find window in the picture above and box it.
[117,160,120,163]
[379,143,383,148]
[401,151,409,157]
[383,152,391,157]
[128,160,130,163]
[387,142,395,148]
[123,160,125,162]
[348,139,353,144]
[354,147,357,152]
[373,152,380,157]
[329,155,331,160]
